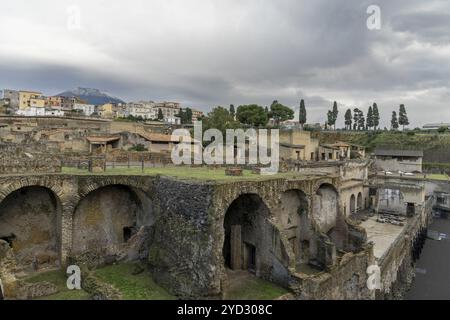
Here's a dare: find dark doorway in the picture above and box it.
[0,233,16,247]
[123,227,134,242]
[407,203,415,217]
[245,243,256,273]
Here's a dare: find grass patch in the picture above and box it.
[62,166,318,182]
[94,262,175,300]
[23,269,90,300]
[426,174,449,181]
[224,273,289,300]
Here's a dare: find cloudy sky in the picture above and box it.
[1,0,449,127]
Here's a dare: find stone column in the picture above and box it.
[60,206,73,266]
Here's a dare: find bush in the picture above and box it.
[437,126,448,134]
[129,144,147,152]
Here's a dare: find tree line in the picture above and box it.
[197,99,410,133]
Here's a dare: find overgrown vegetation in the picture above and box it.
[94,262,175,300]
[24,269,90,300]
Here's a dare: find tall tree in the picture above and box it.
[229,104,235,119]
[344,109,352,130]
[299,99,307,129]
[269,101,294,126]
[353,108,360,131]
[157,108,164,120]
[332,101,339,129]
[185,108,193,124]
[236,104,268,127]
[367,106,374,130]
[358,110,365,130]
[203,106,240,134]
[398,104,409,130]
[372,103,380,130]
[391,111,399,130]
[327,110,333,129]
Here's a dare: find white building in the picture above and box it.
[128,102,157,119]
[16,107,64,117]
[73,103,96,116]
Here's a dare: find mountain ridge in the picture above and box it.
[56,87,125,105]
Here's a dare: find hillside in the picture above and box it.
[314,131,450,164]
[57,87,125,105]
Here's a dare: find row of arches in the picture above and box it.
[0,184,154,271]
[222,183,342,279]
[349,192,364,215]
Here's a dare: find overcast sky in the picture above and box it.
[1,0,449,127]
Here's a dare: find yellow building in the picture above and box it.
[19,91,44,110]
[100,103,116,118]
[279,129,319,161]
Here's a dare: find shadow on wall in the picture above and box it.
[71,184,155,267]
[0,186,61,272]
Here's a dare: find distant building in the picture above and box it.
[374,148,423,173]
[73,103,96,116]
[187,108,204,121]
[16,107,64,117]
[99,103,117,119]
[422,123,450,130]
[18,90,44,110]
[2,89,19,110]
[154,101,181,123]
[127,102,157,119]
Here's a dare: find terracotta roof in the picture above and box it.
[86,135,120,143]
[138,132,201,143]
[138,132,177,142]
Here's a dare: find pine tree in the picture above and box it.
[157,108,164,120]
[299,99,307,129]
[372,103,380,130]
[344,109,352,130]
[391,111,399,130]
[367,106,374,130]
[398,104,409,130]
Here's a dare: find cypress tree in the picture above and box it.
[372,103,380,130]
[391,111,399,130]
[299,99,307,129]
[398,104,409,130]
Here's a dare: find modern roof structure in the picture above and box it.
[422,123,450,129]
[374,148,423,157]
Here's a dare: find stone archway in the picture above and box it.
[357,192,363,211]
[0,186,62,270]
[72,184,154,261]
[222,193,270,273]
[273,189,311,265]
[350,194,356,215]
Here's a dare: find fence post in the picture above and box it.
[128,154,130,169]
[141,157,144,173]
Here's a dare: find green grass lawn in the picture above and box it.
[426,174,450,181]
[62,166,317,182]
[93,262,175,300]
[23,269,90,300]
[223,272,289,300]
